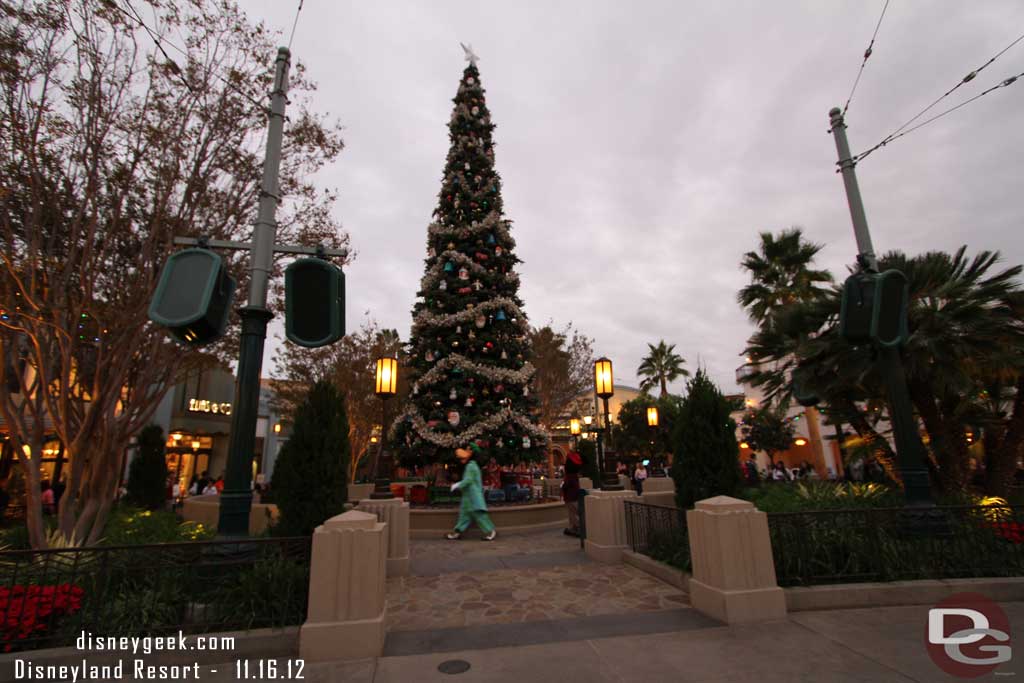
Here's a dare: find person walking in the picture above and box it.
[446,444,497,541]
[562,448,584,536]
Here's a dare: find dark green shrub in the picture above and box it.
[126,424,169,510]
[270,381,350,536]
[671,369,742,509]
[211,554,310,629]
[576,438,601,485]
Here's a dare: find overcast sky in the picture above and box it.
[242,0,1024,395]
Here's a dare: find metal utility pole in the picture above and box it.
[829,108,878,273]
[216,48,291,536]
[828,107,933,508]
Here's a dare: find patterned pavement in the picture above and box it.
[386,528,690,632]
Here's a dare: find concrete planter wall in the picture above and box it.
[181,495,279,535]
[408,501,567,538]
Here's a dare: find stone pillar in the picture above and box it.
[357,497,410,576]
[686,496,786,624]
[583,489,636,563]
[299,510,387,662]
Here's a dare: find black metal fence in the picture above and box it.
[0,536,311,652]
[623,499,690,572]
[767,505,1024,587]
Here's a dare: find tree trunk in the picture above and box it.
[985,378,1024,497]
[907,380,965,495]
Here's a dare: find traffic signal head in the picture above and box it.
[148,248,236,345]
[285,258,345,347]
[840,269,909,348]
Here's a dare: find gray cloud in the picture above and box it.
[247,0,1024,396]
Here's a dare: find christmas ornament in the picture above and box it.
[475,314,486,328]
[448,242,456,249]
[523,386,529,396]
[495,384,504,393]
[501,350,508,360]
[495,310,507,321]
[458,286,472,295]
[447,411,460,427]
[452,339,460,348]
[523,436,531,448]
[473,280,483,291]
[466,76,475,85]
[487,233,496,244]
[471,106,480,116]
[485,341,494,350]
[413,384,419,395]
[449,388,457,400]
[428,247,436,257]
[465,396,474,407]
[425,350,435,362]
[456,325,462,333]
[439,280,447,291]
[495,246,503,256]
[468,331,476,339]
[444,261,454,272]
[464,162,471,170]
[458,267,469,280]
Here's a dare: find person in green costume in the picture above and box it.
[446,444,497,541]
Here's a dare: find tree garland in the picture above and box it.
[391,403,549,447]
[414,353,536,388]
[412,296,529,334]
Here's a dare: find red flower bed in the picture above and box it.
[987,521,1024,544]
[1,584,84,651]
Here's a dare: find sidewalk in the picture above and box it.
[290,601,1024,682]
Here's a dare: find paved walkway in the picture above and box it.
[272,601,1024,682]
[385,528,693,642]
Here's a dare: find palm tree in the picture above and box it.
[737,228,833,327]
[637,340,689,397]
[754,247,1024,495]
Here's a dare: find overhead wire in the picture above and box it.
[287,0,304,52]
[841,0,891,117]
[855,67,1023,162]
[853,30,1024,161]
[113,0,270,114]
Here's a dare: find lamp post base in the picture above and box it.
[599,474,624,491]
[370,478,394,499]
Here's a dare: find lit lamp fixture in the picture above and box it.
[647,406,659,427]
[569,417,581,436]
[794,437,807,447]
[371,356,400,499]
[583,415,593,426]
[191,440,201,450]
[740,442,750,449]
[171,432,182,442]
[273,423,282,434]
[593,357,622,490]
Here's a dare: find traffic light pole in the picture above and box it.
[828,107,933,509]
[216,47,291,536]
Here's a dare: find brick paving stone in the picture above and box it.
[387,528,690,632]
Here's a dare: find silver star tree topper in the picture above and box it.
[460,43,479,66]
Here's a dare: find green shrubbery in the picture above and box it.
[741,481,903,512]
[125,425,170,510]
[101,507,213,545]
[671,369,742,509]
[271,381,350,536]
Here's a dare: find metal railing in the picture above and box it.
[623,499,690,572]
[0,536,311,652]
[767,505,1024,587]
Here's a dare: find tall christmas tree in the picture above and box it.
[393,46,547,466]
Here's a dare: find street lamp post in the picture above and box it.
[594,358,623,491]
[370,356,399,499]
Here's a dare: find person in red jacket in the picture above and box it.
[562,450,585,536]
